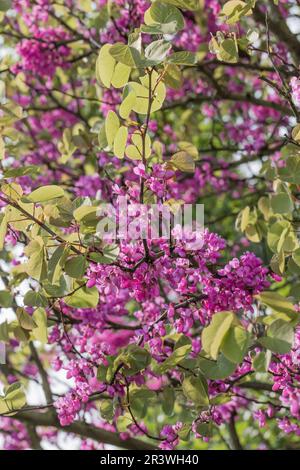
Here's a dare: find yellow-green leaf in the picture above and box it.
[111,62,131,88]
[96,44,116,88]
[170,151,195,172]
[27,185,64,203]
[32,308,48,344]
[105,110,120,148]
[113,126,128,159]
[202,311,234,359]
[109,43,142,68]
[119,90,137,119]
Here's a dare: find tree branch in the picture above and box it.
[16,411,157,450]
[254,5,300,63]
[227,414,243,450]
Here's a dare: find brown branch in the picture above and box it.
[29,342,53,407]
[163,93,292,115]
[26,423,43,450]
[16,410,157,450]
[227,414,243,450]
[253,4,300,64]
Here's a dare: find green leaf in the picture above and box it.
[141,24,177,35]
[16,308,37,330]
[0,0,11,12]
[4,165,41,178]
[98,124,108,149]
[127,75,166,115]
[245,224,262,243]
[105,110,120,148]
[240,206,250,231]
[177,423,191,441]
[48,245,68,285]
[24,238,48,281]
[159,0,199,9]
[144,40,171,64]
[252,350,271,373]
[201,311,234,359]
[162,386,175,416]
[0,213,7,250]
[116,414,132,432]
[0,321,9,342]
[259,319,294,354]
[170,151,195,172]
[196,422,213,438]
[99,400,114,421]
[58,128,77,164]
[130,388,156,418]
[73,205,98,223]
[119,90,137,119]
[0,290,13,308]
[182,375,209,407]
[1,382,26,415]
[219,38,239,63]
[155,343,192,373]
[210,394,232,405]
[164,64,182,90]
[221,326,250,364]
[111,62,131,89]
[270,251,285,276]
[293,248,300,267]
[125,131,151,160]
[167,51,197,66]
[268,223,287,253]
[115,345,151,375]
[27,185,64,203]
[89,244,120,264]
[43,276,67,298]
[256,291,296,317]
[113,126,128,159]
[198,354,236,380]
[24,290,48,308]
[145,2,185,33]
[292,124,300,143]
[278,157,300,184]
[271,193,293,214]
[96,44,116,88]
[65,255,87,279]
[11,324,30,342]
[221,0,252,24]
[65,284,99,309]
[97,356,114,382]
[258,197,271,220]
[109,43,142,68]
[32,308,48,343]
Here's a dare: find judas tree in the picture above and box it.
[0,0,299,451]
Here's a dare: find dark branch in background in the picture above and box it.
[16,410,157,450]
[163,92,293,115]
[26,424,43,450]
[227,414,243,450]
[254,4,300,64]
[29,342,53,408]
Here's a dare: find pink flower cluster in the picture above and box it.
[15,27,71,77]
[54,359,94,426]
[291,76,300,107]
[202,252,270,316]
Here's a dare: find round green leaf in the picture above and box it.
[201,311,234,359]
[221,326,250,364]
[96,44,116,88]
[113,126,128,159]
[105,110,120,148]
[27,185,64,203]
[182,375,209,407]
